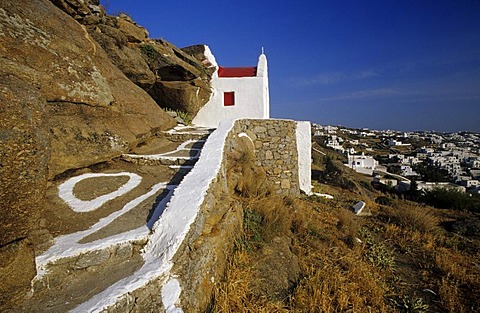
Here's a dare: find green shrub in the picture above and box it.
[365,241,395,269]
[375,196,394,206]
[390,295,429,313]
[176,110,192,125]
[360,228,395,269]
[421,188,480,212]
[163,108,193,125]
[243,209,263,243]
[139,44,158,60]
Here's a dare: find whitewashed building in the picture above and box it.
[417,181,466,193]
[401,165,418,177]
[345,153,378,175]
[459,179,480,188]
[387,138,410,147]
[325,135,345,153]
[193,47,269,127]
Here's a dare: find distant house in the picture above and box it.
[459,179,480,188]
[325,135,345,153]
[398,181,466,193]
[419,147,434,154]
[417,181,466,193]
[386,138,410,147]
[466,158,480,169]
[373,176,398,187]
[401,165,418,177]
[402,156,421,166]
[442,142,457,149]
[345,153,378,175]
[193,47,269,127]
[346,147,356,155]
[471,169,480,179]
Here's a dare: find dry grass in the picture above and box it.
[435,248,480,312]
[212,194,480,312]
[290,246,390,313]
[227,136,272,198]
[380,200,480,312]
[212,247,289,313]
[334,208,362,247]
[241,195,303,244]
[438,277,466,313]
[389,202,439,233]
[212,196,392,312]
[214,150,480,313]
[435,248,480,287]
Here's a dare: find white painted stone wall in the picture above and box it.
[192,48,269,128]
[296,121,312,194]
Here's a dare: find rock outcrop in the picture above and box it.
[0,0,179,306]
[142,40,214,116]
[1,0,177,178]
[0,0,218,308]
[51,0,215,117]
[0,65,49,306]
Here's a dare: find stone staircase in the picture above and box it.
[14,126,213,313]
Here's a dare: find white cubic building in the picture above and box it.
[193,47,270,128]
[345,153,379,176]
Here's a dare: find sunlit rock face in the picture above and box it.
[0,0,177,305]
[51,0,214,118]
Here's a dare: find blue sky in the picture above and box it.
[102,1,480,133]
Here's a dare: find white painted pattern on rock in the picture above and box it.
[36,180,170,279]
[58,172,142,212]
[72,120,236,313]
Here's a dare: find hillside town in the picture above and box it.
[313,124,480,194]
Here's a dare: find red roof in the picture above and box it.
[218,66,257,77]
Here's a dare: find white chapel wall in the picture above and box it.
[192,47,269,128]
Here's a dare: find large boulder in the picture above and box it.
[181,44,217,69]
[89,24,156,89]
[140,39,214,117]
[116,13,148,43]
[149,78,212,116]
[141,39,205,81]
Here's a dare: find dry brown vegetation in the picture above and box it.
[211,148,480,312]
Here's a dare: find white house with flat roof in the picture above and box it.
[345,152,378,175]
[192,47,269,128]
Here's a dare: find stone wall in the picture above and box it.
[231,119,302,197]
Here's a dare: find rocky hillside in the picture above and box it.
[0,0,213,306]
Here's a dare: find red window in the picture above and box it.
[224,92,235,106]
